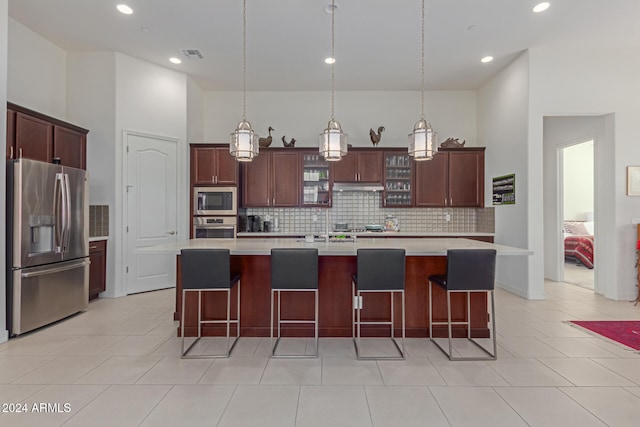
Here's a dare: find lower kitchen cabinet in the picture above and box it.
[89,240,107,301]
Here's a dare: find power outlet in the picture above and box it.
[353,295,363,309]
[445,213,451,222]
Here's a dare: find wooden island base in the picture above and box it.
[175,255,490,339]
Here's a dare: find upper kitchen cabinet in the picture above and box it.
[383,152,413,207]
[242,149,300,207]
[414,148,485,207]
[7,103,88,169]
[6,109,15,159]
[191,145,238,185]
[301,151,332,207]
[53,126,86,170]
[15,112,53,163]
[332,150,383,183]
[448,149,485,207]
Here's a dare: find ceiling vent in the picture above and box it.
[179,49,204,59]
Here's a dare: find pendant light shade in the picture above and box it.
[230,120,259,162]
[319,0,347,161]
[408,0,437,161]
[408,119,437,161]
[230,0,259,162]
[320,119,348,161]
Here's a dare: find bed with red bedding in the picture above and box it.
[564,235,594,269]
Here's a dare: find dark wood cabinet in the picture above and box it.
[242,149,299,207]
[414,148,485,207]
[89,240,107,301]
[332,150,383,183]
[15,112,53,163]
[7,103,88,169]
[242,152,270,207]
[414,152,448,207]
[53,126,86,169]
[6,109,15,159]
[191,145,238,185]
[271,151,300,206]
[448,150,484,207]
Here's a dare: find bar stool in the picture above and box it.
[428,249,497,361]
[270,248,319,358]
[352,248,406,360]
[180,249,240,359]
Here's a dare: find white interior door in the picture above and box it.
[125,131,178,294]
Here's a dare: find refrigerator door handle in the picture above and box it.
[54,173,64,253]
[21,259,90,278]
[62,173,72,252]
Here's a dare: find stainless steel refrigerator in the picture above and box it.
[6,158,90,336]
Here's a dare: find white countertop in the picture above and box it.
[138,237,530,256]
[237,231,495,237]
[89,236,108,242]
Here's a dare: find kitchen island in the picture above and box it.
[142,238,530,338]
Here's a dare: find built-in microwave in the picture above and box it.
[193,217,236,239]
[193,187,237,216]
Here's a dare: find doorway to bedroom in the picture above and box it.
[561,140,594,289]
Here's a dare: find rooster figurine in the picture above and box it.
[281,136,296,148]
[258,126,274,148]
[369,126,385,146]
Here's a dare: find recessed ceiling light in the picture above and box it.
[169,57,182,64]
[116,4,133,15]
[532,2,550,13]
[325,57,336,64]
[481,56,494,63]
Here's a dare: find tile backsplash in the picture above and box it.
[247,192,494,234]
[89,205,109,237]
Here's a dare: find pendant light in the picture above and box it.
[408,0,437,161]
[230,0,259,162]
[319,0,347,161]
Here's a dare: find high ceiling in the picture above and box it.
[8,0,640,91]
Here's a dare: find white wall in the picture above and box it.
[7,18,66,118]
[204,90,477,147]
[187,77,205,143]
[113,53,188,297]
[0,0,9,343]
[67,51,117,296]
[477,52,541,298]
[543,116,604,284]
[563,140,594,221]
[530,47,633,300]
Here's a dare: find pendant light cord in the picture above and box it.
[242,0,247,121]
[331,0,336,121]
[421,0,425,120]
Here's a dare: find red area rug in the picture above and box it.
[569,321,640,351]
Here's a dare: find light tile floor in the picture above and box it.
[0,281,639,426]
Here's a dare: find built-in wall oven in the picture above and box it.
[193,217,236,239]
[193,187,237,216]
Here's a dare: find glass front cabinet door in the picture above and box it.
[302,152,331,206]
[383,152,413,207]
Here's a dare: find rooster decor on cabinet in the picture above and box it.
[369,126,385,146]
